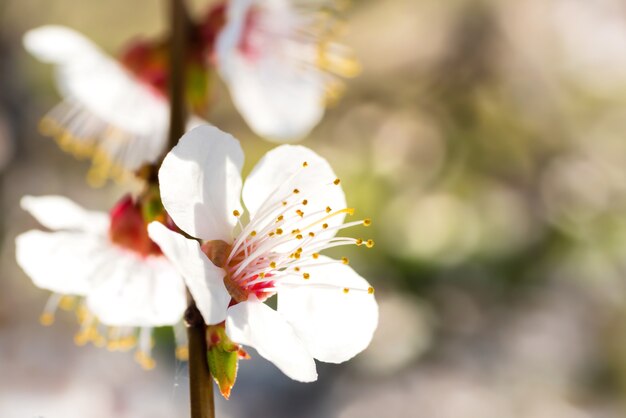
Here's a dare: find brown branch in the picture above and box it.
[185,298,216,418]
[168,0,188,150]
[167,1,215,417]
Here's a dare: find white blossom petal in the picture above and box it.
[15,230,110,295]
[87,252,186,327]
[23,25,170,176]
[242,145,347,244]
[277,256,378,363]
[159,125,244,241]
[225,298,318,382]
[216,1,325,141]
[147,222,231,325]
[21,195,109,233]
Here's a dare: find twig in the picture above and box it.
[166,1,216,417]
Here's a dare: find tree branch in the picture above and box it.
[167,1,216,417]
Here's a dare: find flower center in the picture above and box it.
[109,195,162,257]
[205,161,375,303]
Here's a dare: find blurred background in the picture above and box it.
[3,0,626,417]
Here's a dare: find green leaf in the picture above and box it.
[207,345,239,399]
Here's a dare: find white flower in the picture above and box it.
[15,195,188,369]
[148,125,378,382]
[23,25,203,186]
[215,0,360,142]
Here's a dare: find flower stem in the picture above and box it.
[166,0,216,417]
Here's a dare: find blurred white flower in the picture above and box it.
[148,125,378,382]
[215,0,359,141]
[15,195,188,369]
[23,25,203,186]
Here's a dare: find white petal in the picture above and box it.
[242,145,347,243]
[15,230,110,295]
[278,256,378,363]
[24,25,170,173]
[87,253,186,326]
[220,56,325,142]
[23,25,97,64]
[147,222,231,325]
[225,298,317,382]
[21,195,109,233]
[159,125,244,241]
[216,2,325,142]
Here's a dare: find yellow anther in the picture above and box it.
[293,189,300,194]
[363,218,372,226]
[176,346,189,361]
[322,223,329,229]
[296,234,303,239]
[342,257,349,265]
[303,273,310,280]
[343,288,350,294]
[326,206,332,213]
[309,232,315,237]
[294,252,301,259]
[250,231,257,237]
[277,215,284,222]
[366,239,375,248]
[259,272,266,278]
[297,248,303,253]
[74,332,89,346]
[270,262,277,269]
[368,287,375,295]
[276,228,284,235]
[292,229,301,234]
[302,199,308,205]
[282,201,288,206]
[39,313,54,326]
[294,267,301,272]
[233,210,241,217]
[356,239,363,246]
[134,351,156,370]
[296,209,304,217]
[333,178,341,185]
[59,296,76,311]
[312,253,320,259]
[302,161,309,167]
[269,232,275,237]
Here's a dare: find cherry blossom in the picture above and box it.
[148,125,378,381]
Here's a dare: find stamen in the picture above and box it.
[363,218,372,226]
[233,210,241,217]
[174,323,189,361]
[366,239,375,248]
[342,257,349,264]
[303,273,310,279]
[333,178,341,185]
[40,293,63,326]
